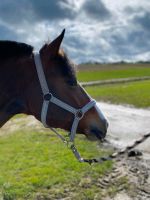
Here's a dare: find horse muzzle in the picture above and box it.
[85,119,108,141]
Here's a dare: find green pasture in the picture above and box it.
[77,64,150,82]
[0,129,112,199]
[86,80,150,108]
[78,63,150,108]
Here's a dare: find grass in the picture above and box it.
[77,64,150,82]
[86,80,150,108]
[0,129,112,199]
[77,63,150,108]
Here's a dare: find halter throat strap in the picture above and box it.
[34,52,96,142]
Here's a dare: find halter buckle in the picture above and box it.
[43,93,52,101]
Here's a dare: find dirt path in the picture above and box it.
[98,102,150,157]
[81,76,150,87]
[97,157,150,200]
[98,102,150,200]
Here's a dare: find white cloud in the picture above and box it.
[0,0,150,63]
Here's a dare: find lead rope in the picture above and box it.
[50,128,150,165]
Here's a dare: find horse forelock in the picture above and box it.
[40,43,77,83]
[58,49,76,78]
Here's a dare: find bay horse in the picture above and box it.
[0,29,108,145]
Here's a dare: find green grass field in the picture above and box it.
[78,63,150,108]
[86,80,150,108]
[0,129,112,199]
[77,64,150,82]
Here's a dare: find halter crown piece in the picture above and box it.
[34,52,107,164]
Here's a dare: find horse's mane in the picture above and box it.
[0,41,33,60]
[0,40,76,81]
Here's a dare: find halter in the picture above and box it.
[34,52,107,163]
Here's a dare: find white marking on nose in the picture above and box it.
[95,103,107,121]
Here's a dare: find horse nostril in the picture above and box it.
[90,127,106,141]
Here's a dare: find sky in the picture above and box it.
[0,0,150,63]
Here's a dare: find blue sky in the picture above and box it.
[0,0,150,63]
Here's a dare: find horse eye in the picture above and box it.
[67,79,77,86]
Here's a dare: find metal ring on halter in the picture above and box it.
[43,93,53,101]
[75,110,84,120]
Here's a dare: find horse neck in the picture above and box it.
[0,57,32,127]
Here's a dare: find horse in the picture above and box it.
[0,29,108,144]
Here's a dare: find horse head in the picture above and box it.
[26,30,108,142]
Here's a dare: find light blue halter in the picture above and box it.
[34,52,107,163]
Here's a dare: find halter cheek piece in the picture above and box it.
[34,52,106,163]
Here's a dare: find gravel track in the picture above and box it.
[98,102,150,200]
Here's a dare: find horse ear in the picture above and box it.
[45,29,65,57]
